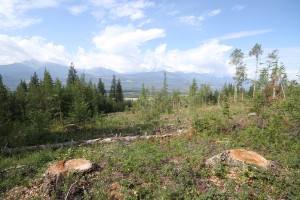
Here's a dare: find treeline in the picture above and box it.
[0,43,299,148]
[0,63,131,143]
[135,44,300,121]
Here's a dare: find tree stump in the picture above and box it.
[43,158,93,195]
[205,149,276,170]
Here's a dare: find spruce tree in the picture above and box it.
[97,78,106,96]
[67,62,78,86]
[0,74,10,123]
[27,72,41,112]
[41,70,54,112]
[15,80,28,121]
[188,78,198,107]
[116,79,124,103]
[109,75,117,99]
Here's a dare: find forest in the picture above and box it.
[1,44,300,199]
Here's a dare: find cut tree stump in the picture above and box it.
[205,149,277,170]
[43,158,94,195]
[47,158,93,175]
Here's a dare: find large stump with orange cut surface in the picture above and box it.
[205,149,278,170]
[43,158,94,195]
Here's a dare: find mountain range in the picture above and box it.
[0,59,233,96]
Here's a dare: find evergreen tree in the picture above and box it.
[115,79,124,103]
[69,78,91,124]
[172,89,181,110]
[27,72,41,112]
[67,62,78,86]
[109,75,117,99]
[188,78,198,107]
[41,70,54,112]
[222,95,230,118]
[162,71,168,98]
[199,84,212,104]
[14,80,28,121]
[97,78,106,96]
[0,74,10,123]
[52,78,66,120]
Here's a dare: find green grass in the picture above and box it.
[1,104,300,199]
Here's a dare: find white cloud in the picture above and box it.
[111,0,154,20]
[205,9,221,17]
[87,0,154,21]
[232,5,245,11]
[0,0,59,29]
[215,29,274,40]
[179,15,202,26]
[0,35,70,65]
[141,40,232,74]
[0,30,233,76]
[180,9,221,27]
[68,4,89,15]
[92,25,165,54]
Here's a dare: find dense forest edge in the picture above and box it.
[0,44,300,199]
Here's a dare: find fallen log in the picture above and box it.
[2,133,178,154]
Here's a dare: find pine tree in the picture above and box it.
[97,78,106,96]
[222,95,230,118]
[115,79,124,103]
[52,78,70,120]
[137,83,149,108]
[188,78,198,107]
[109,75,117,99]
[199,84,212,104]
[69,77,91,124]
[41,70,54,112]
[14,80,28,121]
[97,79,108,113]
[67,62,78,86]
[0,74,10,123]
[27,72,41,112]
[162,71,168,98]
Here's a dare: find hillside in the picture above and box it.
[1,103,300,199]
[0,60,233,93]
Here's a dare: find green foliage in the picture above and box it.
[70,100,91,124]
[115,79,124,103]
[192,112,229,134]
[0,74,10,124]
[222,95,230,118]
[188,78,198,107]
[66,62,78,86]
[97,78,106,96]
[109,74,117,99]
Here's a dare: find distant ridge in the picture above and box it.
[0,60,233,94]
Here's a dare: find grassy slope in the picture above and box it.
[1,104,300,199]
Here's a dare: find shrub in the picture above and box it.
[192,113,229,134]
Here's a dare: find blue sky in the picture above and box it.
[0,0,299,78]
